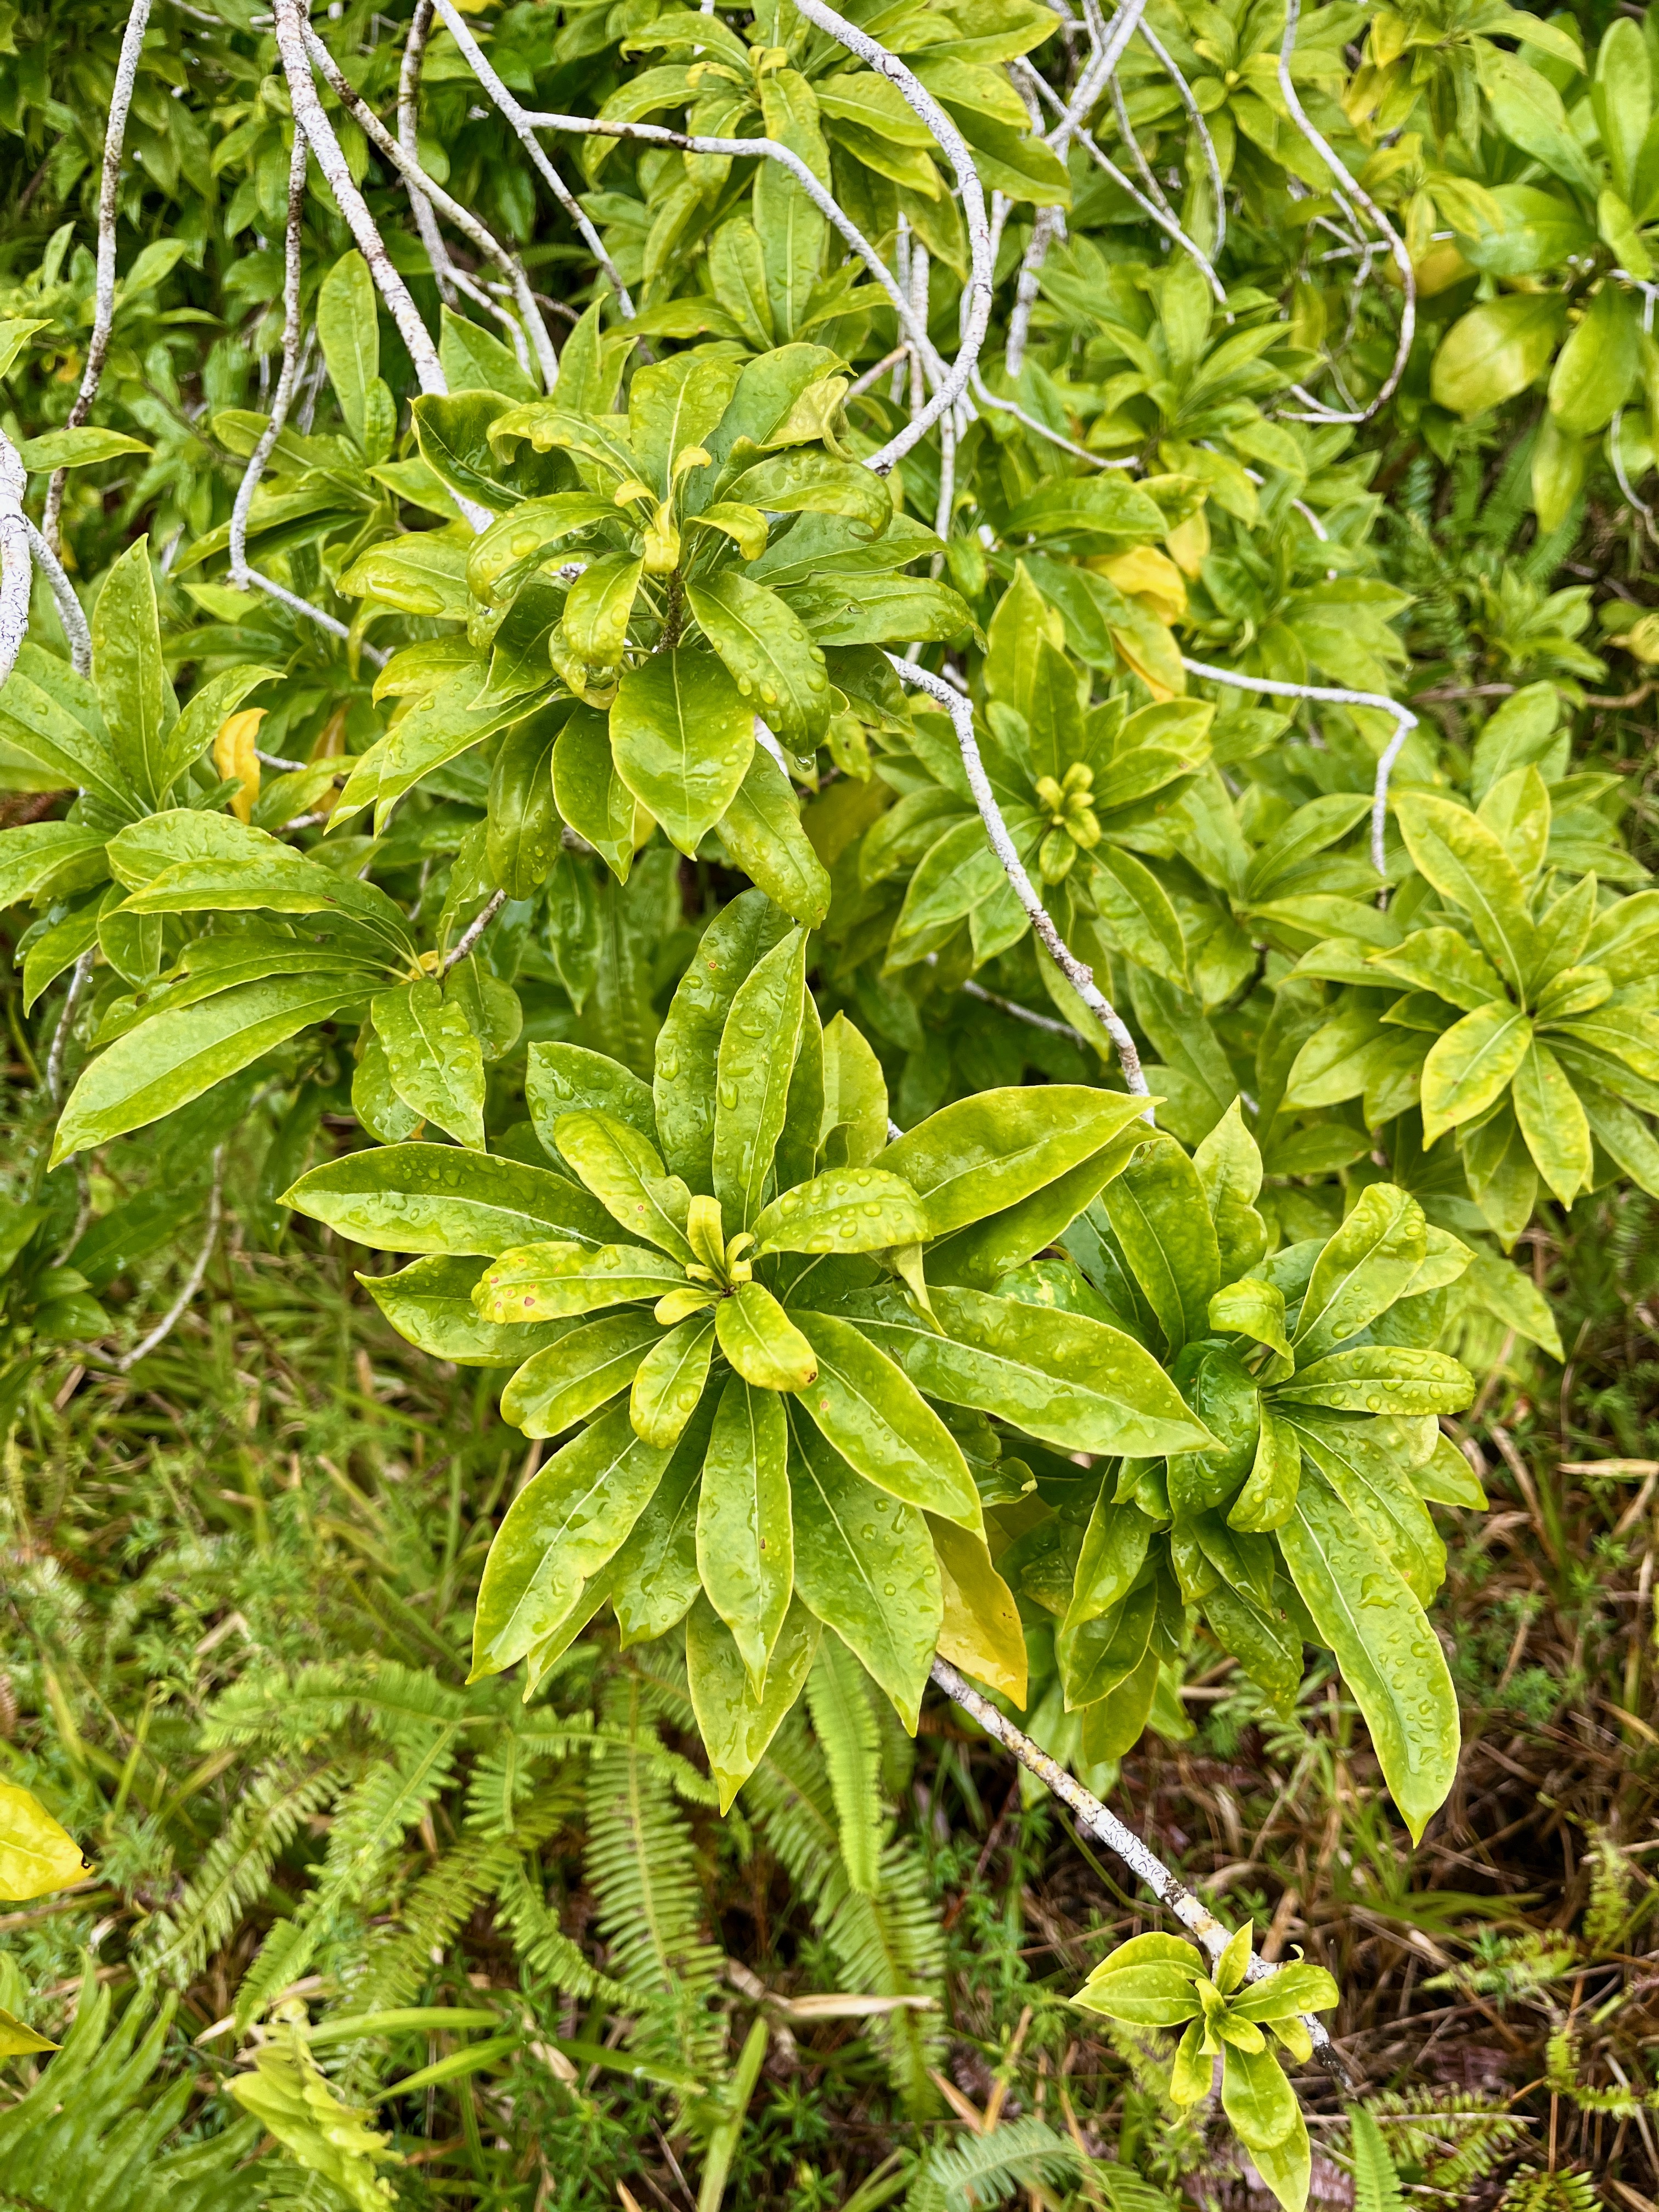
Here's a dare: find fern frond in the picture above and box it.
[140,1759,342,1985]
[0,1982,269,2212]
[906,2115,1082,2212]
[1496,2169,1598,2212]
[805,1635,884,1896]
[586,1669,726,2084]
[1349,2107,1406,2212]
[1358,2087,1527,2194]
[494,1856,642,2006]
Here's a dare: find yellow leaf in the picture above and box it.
[0,1779,91,1901]
[0,2004,58,2058]
[1091,545,1188,623]
[213,706,266,823]
[1165,508,1210,579]
[928,1517,1027,1706]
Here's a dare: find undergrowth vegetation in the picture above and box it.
[2,0,1659,2203]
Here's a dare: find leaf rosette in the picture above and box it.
[286,889,1205,1802]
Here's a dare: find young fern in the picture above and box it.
[804,1633,885,1896]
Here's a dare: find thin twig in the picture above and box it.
[114,1144,225,1372]
[930,1657,1353,2090]
[442,888,507,972]
[46,951,95,1108]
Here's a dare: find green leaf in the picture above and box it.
[611,647,755,854]
[629,1314,716,1448]
[371,980,487,1150]
[655,888,792,1187]
[713,927,807,1230]
[564,552,643,669]
[471,1402,670,1675]
[0,822,107,910]
[0,2007,58,2057]
[1549,280,1639,435]
[18,425,150,471]
[159,664,281,794]
[552,704,637,883]
[1210,1278,1291,1364]
[725,447,893,539]
[338,531,471,620]
[882,1085,1149,1238]
[1226,1401,1302,1533]
[820,1012,889,1170]
[791,1307,981,1526]
[1073,1931,1203,2025]
[1367,927,1506,1012]
[718,746,832,927]
[1279,1469,1459,1841]
[1091,844,1189,988]
[1274,1344,1472,1415]
[929,1129,1141,1290]
[1284,1411,1444,1606]
[439,304,539,405]
[1419,1002,1531,1148]
[1511,1036,1592,1205]
[611,1394,715,1643]
[0,1779,87,1900]
[1393,793,1538,995]
[527,1042,656,1150]
[474,1239,685,1321]
[467,495,619,605]
[1097,1132,1222,1356]
[687,1592,819,1812]
[715,1280,819,1390]
[0,661,128,810]
[688,571,835,752]
[1194,1099,1269,1284]
[499,1311,660,1436]
[1479,50,1597,194]
[785,575,975,648]
[488,715,562,899]
[1429,292,1565,417]
[362,1255,575,1368]
[318,250,380,448]
[1293,1184,1427,1362]
[752,1166,927,1256]
[284,1144,621,1255]
[1220,2046,1307,2212]
[1064,1496,1154,1632]
[54,977,364,1165]
[92,539,167,806]
[698,1373,793,1691]
[846,1283,1215,1458]
[553,1109,696,1261]
[789,1418,942,1730]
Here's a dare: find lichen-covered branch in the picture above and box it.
[929,1658,1352,2089]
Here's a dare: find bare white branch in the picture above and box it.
[302,22,560,395]
[1181,654,1417,874]
[1274,0,1414,420]
[42,0,154,556]
[889,654,1150,1096]
[427,0,638,318]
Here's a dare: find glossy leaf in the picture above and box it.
[697,1373,793,1690]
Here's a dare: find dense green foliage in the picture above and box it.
[2,0,1659,2200]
